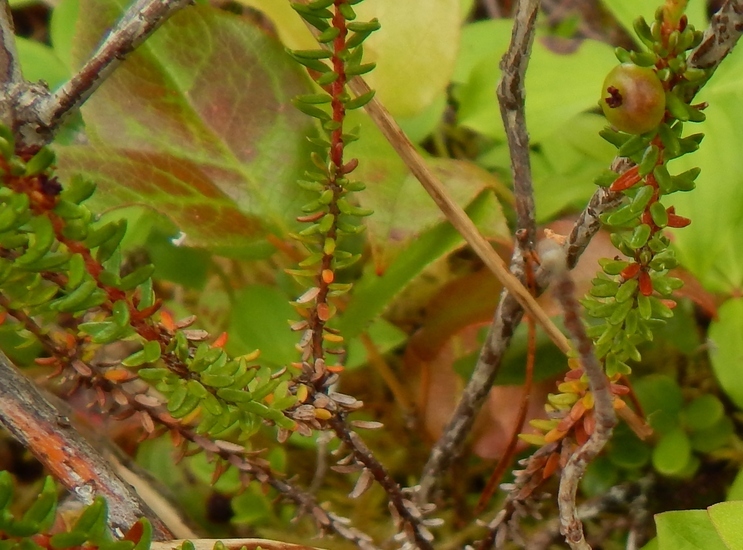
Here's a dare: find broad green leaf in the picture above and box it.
[455,20,616,143]
[708,299,743,409]
[726,469,743,501]
[15,37,69,90]
[228,285,297,369]
[601,0,707,45]
[241,0,460,118]
[56,146,274,257]
[354,0,459,117]
[349,113,508,273]
[233,1,315,51]
[340,190,502,338]
[452,18,513,84]
[528,113,616,222]
[709,501,743,550]
[656,510,728,550]
[397,93,447,144]
[345,318,407,370]
[581,456,619,498]
[50,0,80,70]
[460,0,476,19]
[55,1,314,253]
[231,489,272,525]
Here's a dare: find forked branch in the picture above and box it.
[0,0,192,149]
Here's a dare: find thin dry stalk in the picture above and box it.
[349,75,570,358]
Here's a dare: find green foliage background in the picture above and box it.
[6,0,743,547]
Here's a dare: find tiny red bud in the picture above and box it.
[667,212,691,228]
[542,451,561,479]
[621,262,641,279]
[610,165,642,192]
[639,270,653,296]
[341,158,358,174]
[297,211,324,223]
[213,332,228,348]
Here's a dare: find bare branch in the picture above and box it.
[0,351,174,540]
[13,0,192,149]
[418,0,542,501]
[497,0,539,247]
[525,479,652,550]
[543,243,616,550]
[329,416,436,550]
[0,0,28,130]
[564,160,627,269]
[688,0,743,73]
[84,361,381,550]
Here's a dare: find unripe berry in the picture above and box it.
[601,64,666,134]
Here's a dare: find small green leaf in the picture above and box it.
[122,340,162,367]
[25,147,56,176]
[52,279,98,313]
[618,134,651,157]
[201,373,234,388]
[683,394,725,432]
[344,90,376,110]
[629,223,651,249]
[638,145,659,176]
[71,498,107,538]
[216,388,253,404]
[599,259,629,275]
[21,476,57,530]
[629,184,654,213]
[0,471,13,510]
[117,264,155,291]
[291,99,331,120]
[649,201,668,227]
[345,62,376,76]
[50,531,90,549]
[671,167,701,192]
[652,427,692,476]
[605,204,641,226]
